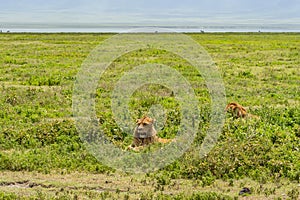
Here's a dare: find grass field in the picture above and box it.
[0,32,299,199]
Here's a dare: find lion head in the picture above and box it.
[134,116,157,138]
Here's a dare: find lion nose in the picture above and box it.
[138,126,143,131]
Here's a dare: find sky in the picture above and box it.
[0,0,300,27]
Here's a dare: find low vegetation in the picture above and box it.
[0,32,299,199]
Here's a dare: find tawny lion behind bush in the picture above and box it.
[225,102,259,119]
[128,116,173,151]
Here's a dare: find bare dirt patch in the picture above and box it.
[0,171,299,199]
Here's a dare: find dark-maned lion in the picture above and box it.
[128,116,173,151]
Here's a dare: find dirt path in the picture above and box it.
[1,171,299,199]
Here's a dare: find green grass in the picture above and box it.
[0,32,299,199]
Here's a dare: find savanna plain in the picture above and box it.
[0,32,299,199]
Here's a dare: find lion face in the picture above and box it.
[134,116,157,138]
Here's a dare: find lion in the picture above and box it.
[225,102,259,119]
[128,116,173,151]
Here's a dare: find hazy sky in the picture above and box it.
[1,0,300,26]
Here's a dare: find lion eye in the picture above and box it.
[142,123,147,126]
